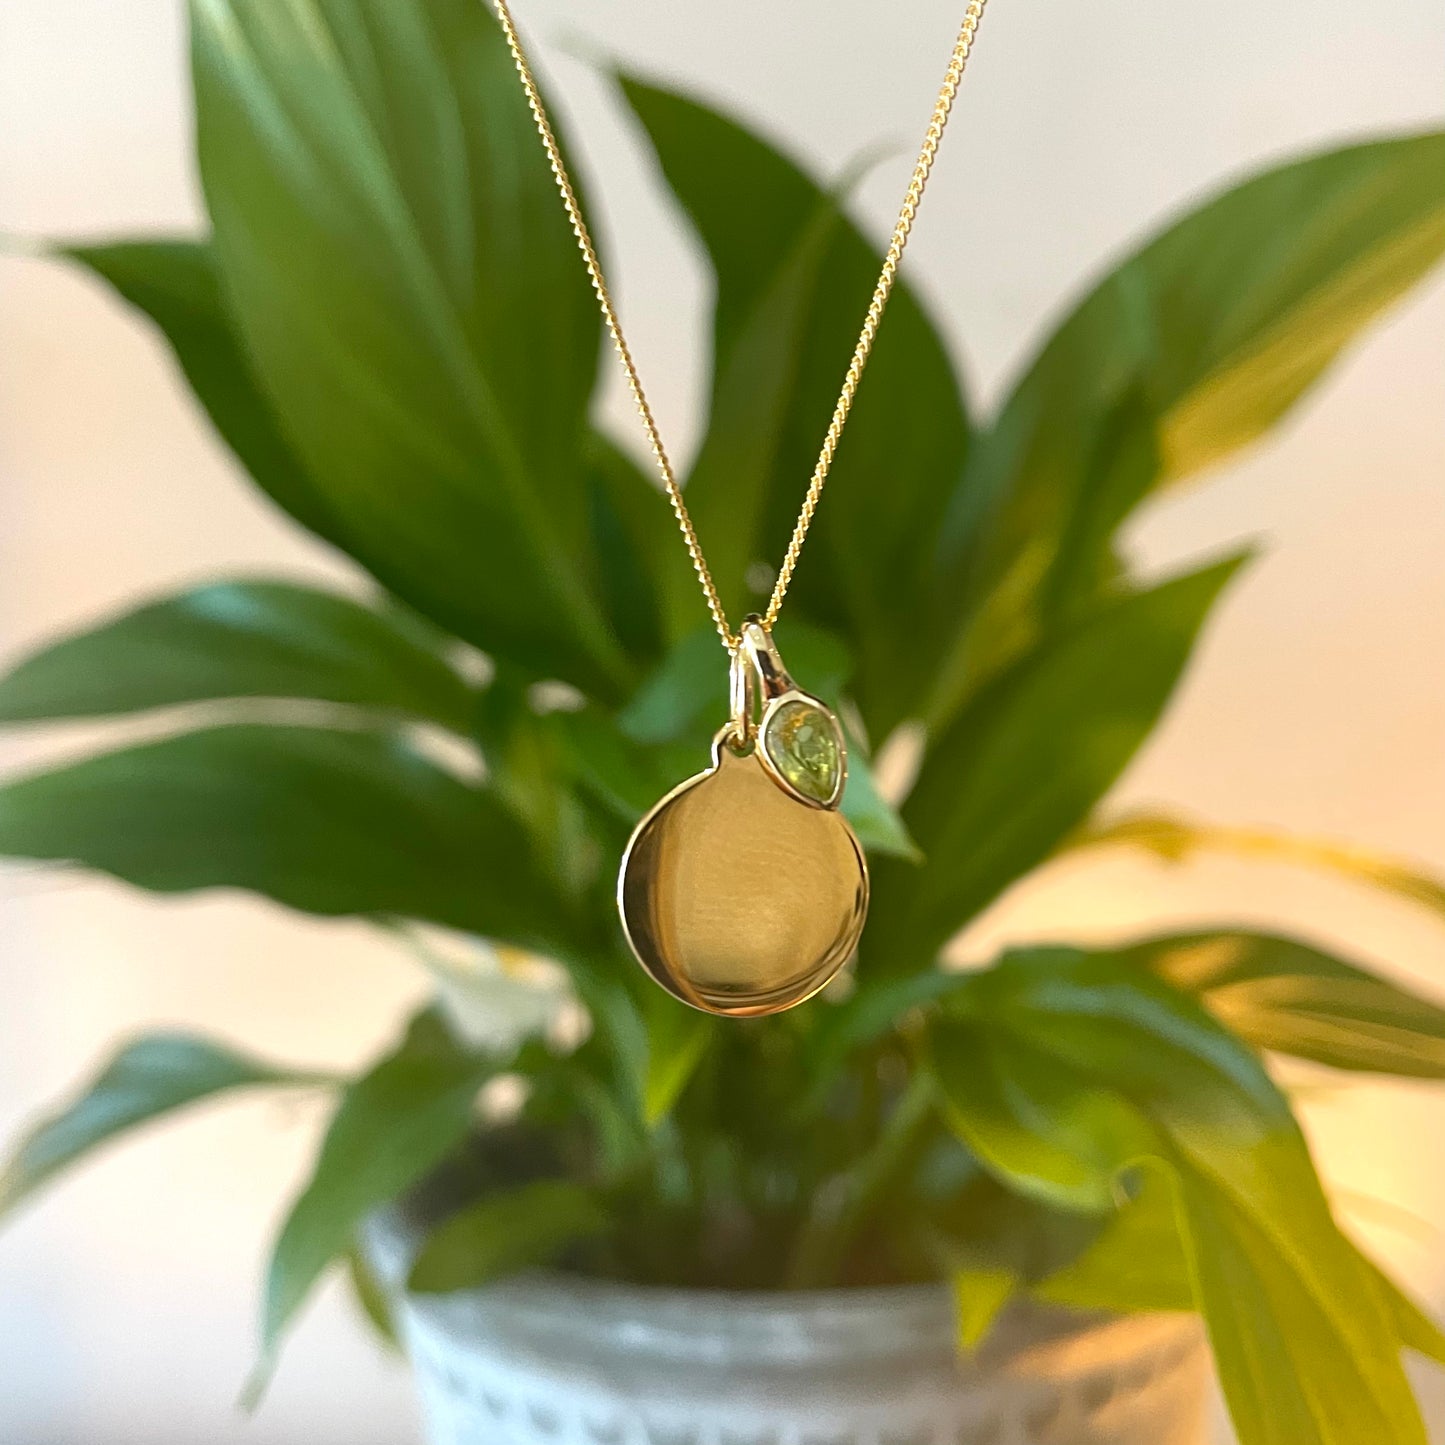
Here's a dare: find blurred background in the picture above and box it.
[1,1,1442,1441]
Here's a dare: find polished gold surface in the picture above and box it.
[619,739,869,1017]
[493,0,993,655]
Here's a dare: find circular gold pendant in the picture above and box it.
[617,619,869,1017]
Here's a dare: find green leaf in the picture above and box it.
[251,1010,492,1395]
[0,1034,316,1222]
[585,435,671,668]
[872,556,1246,963]
[554,706,685,824]
[1035,1160,1445,1375]
[640,991,715,1127]
[655,198,839,643]
[1122,931,1445,1079]
[1364,1253,1445,1368]
[932,1010,1159,1215]
[621,78,970,726]
[839,738,921,862]
[617,627,729,747]
[0,724,568,951]
[1034,1086,1445,1375]
[0,580,474,731]
[1182,1184,1343,1444]
[344,1243,400,1353]
[1075,809,1445,924]
[62,239,339,539]
[949,1263,1019,1352]
[189,0,627,695]
[1034,1166,1195,1315]
[406,1180,608,1294]
[912,1162,1104,1345]
[1035,1162,1445,1376]
[928,948,1429,1445]
[1151,131,1445,478]
[935,131,1445,720]
[799,969,965,1110]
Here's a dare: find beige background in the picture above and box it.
[2,1,1443,1440]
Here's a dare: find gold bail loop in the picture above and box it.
[728,644,756,748]
[739,615,796,702]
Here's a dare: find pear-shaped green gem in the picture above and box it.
[764,699,843,805]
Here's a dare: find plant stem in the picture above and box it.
[784,1067,937,1290]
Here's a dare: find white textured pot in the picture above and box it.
[367,1218,1209,1445]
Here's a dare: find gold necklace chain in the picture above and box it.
[493,0,991,655]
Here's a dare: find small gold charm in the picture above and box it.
[617,619,869,1017]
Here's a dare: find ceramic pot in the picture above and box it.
[366,1216,1210,1445]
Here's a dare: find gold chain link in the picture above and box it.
[493,0,991,655]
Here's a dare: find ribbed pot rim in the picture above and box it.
[367,1210,1113,1372]
[432,1267,952,1314]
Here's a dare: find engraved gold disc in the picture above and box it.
[618,735,869,1018]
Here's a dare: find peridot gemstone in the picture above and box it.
[763,699,842,805]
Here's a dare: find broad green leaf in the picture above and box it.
[621,79,970,727]
[251,1010,492,1393]
[0,580,474,731]
[1076,810,1445,924]
[407,1180,608,1294]
[933,1011,1159,1215]
[1182,1184,1342,1444]
[0,1034,316,1222]
[554,706,687,824]
[190,0,628,695]
[617,626,730,747]
[585,435,671,668]
[649,198,839,642]
[0,724,570,952]
[870,556,1245,963]
[928,950,1428,1445]
[933,131,1445,723]
[1120,931,1445,1079]
[63,239,338,539]
[1183,1192,1445,1443]
[1034,1167,1195,1315]
[71,238,652,693]
[1035,1161,1445,1374]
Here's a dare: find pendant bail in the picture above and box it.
[728,644,756,749]
[740,615,795,702]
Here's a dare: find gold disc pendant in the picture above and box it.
[618,618,869,1017]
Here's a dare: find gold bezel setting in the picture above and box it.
[738,617,847,812]
[757,689,847,811]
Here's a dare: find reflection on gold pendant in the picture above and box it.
[618,738,868,1016]
[617,617,869,1017]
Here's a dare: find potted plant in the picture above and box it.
[3,3,1444,1442]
